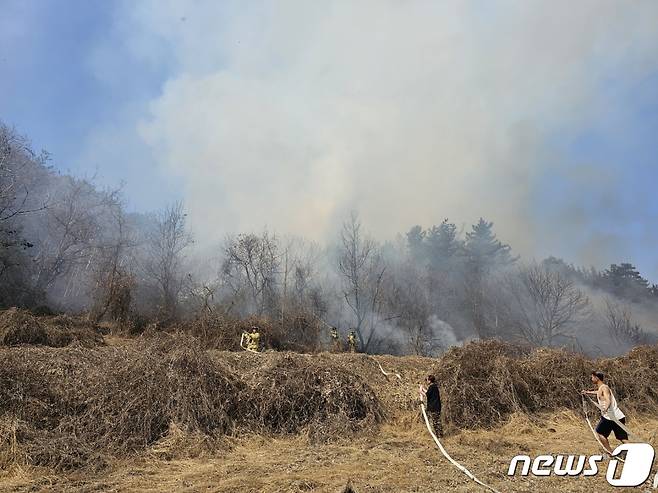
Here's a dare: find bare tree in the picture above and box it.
[386,264,433,355]
[89,197,136,323]
[189,282,217,315]
[279,237,323,315]
[142,202,193,321]
[0,125,49,305]
[502,263,589,346]
[604,298,648,346]
[221,231,280,316]
[31,177,114,303]
[337,211,386,352]
[0,124,48,224]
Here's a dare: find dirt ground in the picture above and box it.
[2,411,656,493]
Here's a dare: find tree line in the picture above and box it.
[1,122,656,356]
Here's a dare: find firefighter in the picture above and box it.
[246,326,260,352]
[330,326,341,352]
[348,330,357,353]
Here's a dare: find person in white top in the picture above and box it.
[582,370,628,453]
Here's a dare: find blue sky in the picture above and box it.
[2,0,658,279]
[536,70,658,277]
[2,1,113,160]
[0,0,177,209]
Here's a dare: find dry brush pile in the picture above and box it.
[434,340,658,429]
[179,311,324,353]
[0,327,383,472]
[1,307,657,474]
[0,334,245,471]
[218,352,383,440]
[0,308,104,348]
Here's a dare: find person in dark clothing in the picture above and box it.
[420,374,443,437]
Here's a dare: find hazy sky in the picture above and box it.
[2,0,658,278]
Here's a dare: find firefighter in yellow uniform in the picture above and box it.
[246,326,260,352]
[330,327,341,352]
[348,331,357,353]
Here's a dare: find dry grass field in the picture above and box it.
[1,310,657,492]
[2,413,657,492]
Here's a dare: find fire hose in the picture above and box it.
[372,358,402,381]
[420,401,502,493]
[372,358,501,492]
[236,321,654,490]
[269,317,500,491]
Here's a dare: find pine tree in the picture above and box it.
[603,263,650,301]
[425,219,461,268]
[405,225,426,261]
[463,218,515,339]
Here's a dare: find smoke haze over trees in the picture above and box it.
[2,122,657,357]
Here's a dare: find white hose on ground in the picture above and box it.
[374,358,501,492]
[374,359,402,381]
[420,403,502,493]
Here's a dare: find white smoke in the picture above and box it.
[87,0,658,272]
[428,315,460,349]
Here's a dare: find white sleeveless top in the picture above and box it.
[598,385,625,421]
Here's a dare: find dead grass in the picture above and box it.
[67,334,244,455]
[0,335,385,471]
[0,308,103,348]
[3,414,657,492]
[1,320,658,488]
[236,352,383,440]
[0,335,244,470]
[434,340,658,429]
[0,309,49,346]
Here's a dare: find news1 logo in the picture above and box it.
[608,444,655,487]
[508,443,656,487]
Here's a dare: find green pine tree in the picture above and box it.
[463,218,515,338]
